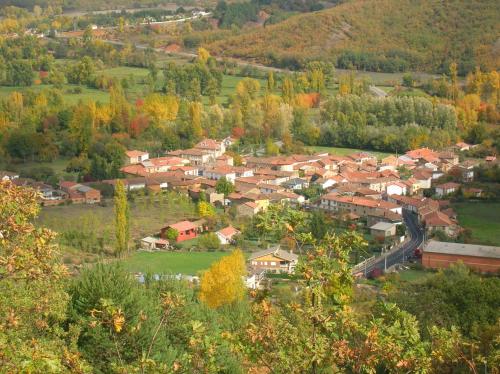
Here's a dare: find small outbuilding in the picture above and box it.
[369,222,397,238]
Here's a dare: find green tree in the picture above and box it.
[114,180,129,256]
[215,177,235,197]
[165,227,179,242]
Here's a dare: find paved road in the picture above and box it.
[362,210,424,276]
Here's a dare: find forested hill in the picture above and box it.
[0,0,187,11]
[206,0,500,74]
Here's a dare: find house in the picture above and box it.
[258,182,286,194]
[194,138,226,158]
[386,181,407,196]
[0,171,19,181]
[140,236,170,251]
[160,221,198,243]
[413,169,433,189]
[216,154,234,166]
[202,166,237,183]
[320,193,402,216]
[455,142,472,152]
[245,269,266,290]
[370,222,397,239]
[59,181,101,204]
[237,201,263,217]
[485,156,496,163]
[366,209,403,227]
[248,245,298,274]
[125,150,149,165]
[435,182,460,197]
[216,226,240,245]
[168,148,213,166]
[281,177,309,190]
[422,211,460,237]
[450,160,477,182]
[422,241,500,273]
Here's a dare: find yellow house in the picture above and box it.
[248,246,298,274]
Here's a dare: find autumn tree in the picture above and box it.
[198,200,216,218]
[267,71,275,92]
[199,249,246,308]
[281,77,295,104]
[114,180,129,256]
[0,181,88,372]
[242,232,432,373]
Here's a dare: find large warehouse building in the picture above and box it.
[422,240,500,273]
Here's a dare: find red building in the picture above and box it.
[160,221,198,242]
[422,240,500,273]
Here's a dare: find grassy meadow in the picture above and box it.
[454,202,500,246]
[306,145,392,159]
[120,251,229,275]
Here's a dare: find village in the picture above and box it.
[2,138,499,287]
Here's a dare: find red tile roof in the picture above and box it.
[168,221,197,232]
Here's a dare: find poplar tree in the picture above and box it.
[114,180,129,256]
[267,71,275,92]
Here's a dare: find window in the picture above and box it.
[271,262,276,266]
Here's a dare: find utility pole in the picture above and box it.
[384,256,387,272]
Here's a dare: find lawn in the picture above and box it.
[120,251,229,275]
[453,202,500,246]
[306,145,392,160]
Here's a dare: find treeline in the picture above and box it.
[315,95,458,153]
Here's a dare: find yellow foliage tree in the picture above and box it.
[143,93,179,123]
[197,47,210,64]
[199,249,246,309]
[198,201,216,218]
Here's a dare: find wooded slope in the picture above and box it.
[205,0,500,73]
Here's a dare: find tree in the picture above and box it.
[197,47,210,64]
[267,71,275,92]
[6,60,34,86]
[215,177,234,197]
[199,249,246,308]
[114,180,129,256]
[164,227,179,242]
[242,232,432,373]
[68,264,169,373]
[198,201,216,218]
[0,181,87,372]
[281,77,295,104]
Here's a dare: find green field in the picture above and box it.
[0,84,110,105]
[0,158,71,176]
[37,192,196,248]
[306,146,392,159]
[121,251,229,275]
[454,202,500,246]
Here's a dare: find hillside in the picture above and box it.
[205,0,500,73]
